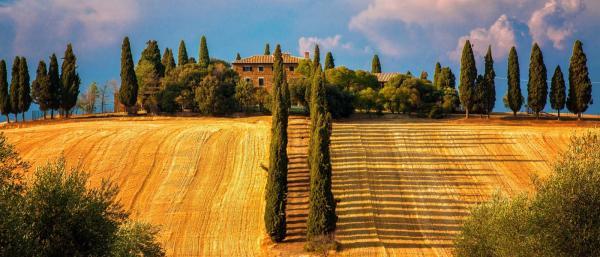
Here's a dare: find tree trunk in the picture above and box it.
[43,111,47,120]
[557,109,560,120]
[466,108,469,119]
[536,112,539,120]
[577,112,582,121]
[22,112,25,122]
[513,111,517,117]
[14,114,18,122]
[51,109,54,119]
[5,114,9,123]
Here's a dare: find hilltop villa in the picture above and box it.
[232,52,309,90]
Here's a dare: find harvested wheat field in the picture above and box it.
[1,115,595,257]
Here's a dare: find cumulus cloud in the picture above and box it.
[450,15,517,60]
[0,0,140,55]
[528,0,584,49]
[298,35,353,55]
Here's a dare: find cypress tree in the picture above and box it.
[566,40,592,120]
[474,75,486,117]
[119,37,138,114]
[306,65,336,241]
[527,43,547,119]
[312,45,320,72]
[161,48,176,75]
[9,57,20,122]
[199,36,210,68]
[506,47,523,116]
[434,62,442,88]
[188,57,196,64]
[47,54,61,119]
[177,40,188,66]
[139,40,164,77]
[483,46,496,118]
[17,57,31,121]
[236,53,241,61]
[459,40,477,118]
[32,60,50,118]
[60,44,80,118]
[264,44,289,242]
[324,52,335,70]
[0,60,10,123]
[371,54,381,73]
[420,71,429,80]
[264,43,270,55]
[550,65,566,120]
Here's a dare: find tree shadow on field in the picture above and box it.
[330,120,538,252]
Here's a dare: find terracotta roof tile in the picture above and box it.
[233,54,306,64]
[374,72,402,83]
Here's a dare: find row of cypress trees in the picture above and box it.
[460,40,592,120]
[0,44,80,122]
[118,36,211,113]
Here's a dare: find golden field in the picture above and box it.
[2,115,593,256]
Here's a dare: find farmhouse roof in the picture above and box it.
[233,53,306,64]
[373,72,402,83]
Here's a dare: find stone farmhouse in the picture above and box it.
[232,52,309,91]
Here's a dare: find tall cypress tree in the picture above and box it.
[483,46,496,118]
[177,40,188,66]
[306,65,336,241]
[434,62,442,88]
[264,43,271,55]
[17,57,31,121]
[474,75,486,117]
[9,57,20,122]
[324,52,335,70]
[506,47,523,116]
[60,44,80,118]
[119,37,138,114]
[161,48,176,75]
[312,45,321,72]
[139,40,164,77]
[47,54,61,119]
[527,43,547,119]
[371,54,381,73]
[32,60,50,118]
[0,60,10,123]
[264,44,289,242]
[236,53,241,61]
[566,40,592,120]
[550,65,566,120]
[459,40,477,118]
[199,36,210,68]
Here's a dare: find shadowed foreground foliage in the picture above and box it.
[455,132,600,257]
[0,133,165,257]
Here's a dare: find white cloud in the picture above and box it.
[0,0,140,55]
[528,0,584,49]
[298,35,353,56]
[450,15,516,60]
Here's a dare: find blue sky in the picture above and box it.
[1,0,600,114]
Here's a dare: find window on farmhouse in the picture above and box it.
[258,78,265,87]
[243,66,252,72]
[289,66,295,72]
[258,66,264,72]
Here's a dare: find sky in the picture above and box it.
[1,0,600,115]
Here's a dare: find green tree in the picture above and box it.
[264,43,270,55]
[47,54,61,119]
[459,40,477,118]
[161,48,176,75]
[111,221,165,257]
[264,45,289,243]
[119,37,139,114]
[199,36,210,68]
[9,57,20,122]
[566,40,592,120]
[324,52,335,70]
[17,57,31,121]
[371,54,381,73]
[177,40,188,66]
[505,47,523,116]
[483,46,496,117]
[474,75,486,117]
[60,44,81,118]
[31,60,50,118]
[139,40,163,77]
[420,71,429,80]
[236,53,241,61]
[550,66,566,120]
[306,65,336,244]
[235,79,255,112]
[0,60,10,123]
[527,43,548,119]
[312,44,321,72]
[433,62,442,88]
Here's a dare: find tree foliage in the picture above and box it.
[483,46,496,116]
[9,57,20,120]
[527,43,547,118]
[459,40,477,118]
[161,48,176,76]
[371,54,381,73]
[0,60,9,121]
[177,40,188,67]
[505,47,523,116]
[566,40,592,119]
[550,65,566,119]
[264,43,270,55]
[324,52,335,70]
[199,36,210,69]
[60,44,81,117]
[433,62,442,88]
[32,61,50,115]
[119,37,139,114]
[47,54,61,118]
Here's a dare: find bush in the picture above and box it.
[455,132,600,257]
[326,85,354,118]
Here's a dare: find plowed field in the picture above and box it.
[2,115,590,257]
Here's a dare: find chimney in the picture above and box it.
[304,51,310,59]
